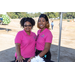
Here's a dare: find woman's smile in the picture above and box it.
[40,24,43,27]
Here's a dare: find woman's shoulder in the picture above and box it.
[15,30,24,38]
[46,29,52,35]
[46,29,51,33]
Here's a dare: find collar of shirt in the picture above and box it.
[39,28,48,34]
[23,29,32,36]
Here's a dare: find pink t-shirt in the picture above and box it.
[36,28,53,51]
[15,30,36,58]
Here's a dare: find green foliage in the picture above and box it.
[6,12,75,19]
[15,12,29,18]
[63,12,75,19]
[7,12,29,19]
[0,14,2,17]
[44,12,75,19]
[44,12,59,18]
[2,14,10,24]
[28,12,41,18]
[7,12,18,19]
[7,12,41,19]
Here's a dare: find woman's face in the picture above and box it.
[38,17,47,29]
[24,21,32,32]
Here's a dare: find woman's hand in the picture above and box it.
[27,57,34,62]
[38,43,51,57]
[15,55,25,62]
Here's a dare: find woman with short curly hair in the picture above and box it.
[14,17,36,62]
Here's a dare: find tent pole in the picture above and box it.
[58,12,63,62]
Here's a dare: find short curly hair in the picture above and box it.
[20,17,35,28]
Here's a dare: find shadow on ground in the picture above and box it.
[0,28,12,31]
[0,44,75,62]
[0,47,15,62]
[50,44,75,62]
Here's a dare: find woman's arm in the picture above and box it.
[15,43,25,62]
[15,43,21,56]
[27,43,51,62]
[38,43,51,57]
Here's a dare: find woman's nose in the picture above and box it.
[40,21,43,24]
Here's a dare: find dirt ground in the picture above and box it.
[0,18,75,62]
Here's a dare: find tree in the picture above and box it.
[7,12,29,19]
[17,12,28,18]
[7,12,18,19]
[34,12,41,17]
[44,12,59,18]
[63,12,75,19]
[2,14,10,24]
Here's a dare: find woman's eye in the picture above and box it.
[38,20,45,22]
[42,20,45,22]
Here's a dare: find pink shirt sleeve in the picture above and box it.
[45,31,53,43]
[15,31,22,44]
